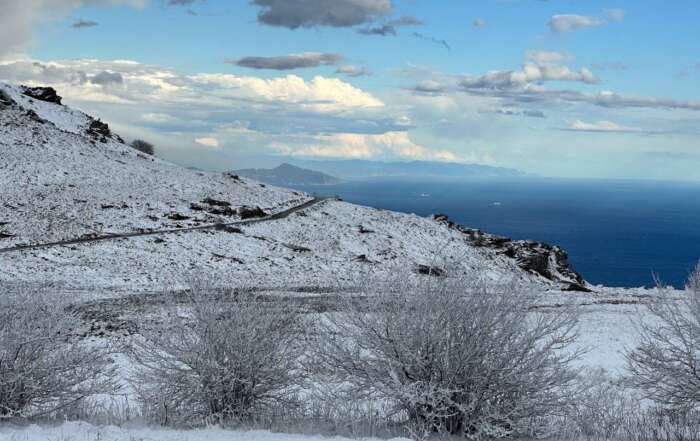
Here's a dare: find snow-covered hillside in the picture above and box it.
[0,84,309,246]
[1,83,677,378]
[0,82,582,292]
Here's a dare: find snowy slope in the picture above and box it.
[0,84,309,246]
[0,82,564,292]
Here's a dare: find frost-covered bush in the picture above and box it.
[314,277,581,439]
[0,284,116,420]
[131,139,154,155]
[627,262,700,409]
[131,288,307,426]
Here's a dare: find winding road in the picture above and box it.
[0,197,329,255]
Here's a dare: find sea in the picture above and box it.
[292,177,700,288]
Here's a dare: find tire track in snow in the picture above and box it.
[0,197,331,254]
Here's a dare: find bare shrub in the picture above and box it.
[556,370,700,441]
[130,287,307,426]
[131,139,154,155]
[313,277,581,439]
[627,262,700,409]
[0,284,117,420]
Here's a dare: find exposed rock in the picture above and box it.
[0,232,15,239]
[87,118,111,142]
[202,198,231,207]
[416,264,446,277]
[0,90,14,107]
[21,86,63,105]
[214,224,243,234]
[239,206,267,219]
[353,254,374,263]
[25,109,46,124]
[209,207,238,216]
[358,225,374,234]
[166,212,191,221]
[433,213,589,291]
[283,243,312,253]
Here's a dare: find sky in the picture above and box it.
[0,0,699,180]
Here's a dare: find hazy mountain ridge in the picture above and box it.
[287,158,526,180]
[235,163,342,186]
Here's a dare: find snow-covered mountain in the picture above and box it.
[0,83,588,293]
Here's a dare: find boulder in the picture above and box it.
[21,86,63,105]
[239,206,267,220]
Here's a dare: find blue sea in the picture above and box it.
[294,177,700,288]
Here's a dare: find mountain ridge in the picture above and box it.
[234,163,342,186]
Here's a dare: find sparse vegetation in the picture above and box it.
[130,284,307,426]
[627,262,700,410]
[131,139,155,155]
[0,283,117,420]
[313,277,581,439]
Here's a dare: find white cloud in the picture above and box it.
[525,50,572,64]
[548,14,606,33]
[548,9,625,34]
[188,73,384,112]
[462,62,598,90]
[273,131,459,162]
[195,137,221,148]
[142,112,176,123]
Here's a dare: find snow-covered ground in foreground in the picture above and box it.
[0,422,410,441]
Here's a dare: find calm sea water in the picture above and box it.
[294,177,700,288]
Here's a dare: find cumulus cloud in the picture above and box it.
[90,70,123,86]
[335,65,370,77]
[228,53,342,70]
[273,131,459,162]
[251,0,392,29]
[0,56,406,146]
[195,137,221,148]
[0,0,146,58]
[548,9,625,34]
[462,63,598,90]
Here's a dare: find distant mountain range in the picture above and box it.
[285,159,525,180]
[234,163,342,186]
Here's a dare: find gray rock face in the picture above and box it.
[433,213,589,291]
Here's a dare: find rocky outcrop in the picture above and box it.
[434,213,589,292]
[0,90,14,108]
[21,86,63,105]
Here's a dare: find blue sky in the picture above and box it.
[1,0,699,179]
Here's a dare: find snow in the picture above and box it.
[0,82,689,438]
[0,422,411,441]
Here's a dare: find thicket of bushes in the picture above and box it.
[3,264,700,440]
